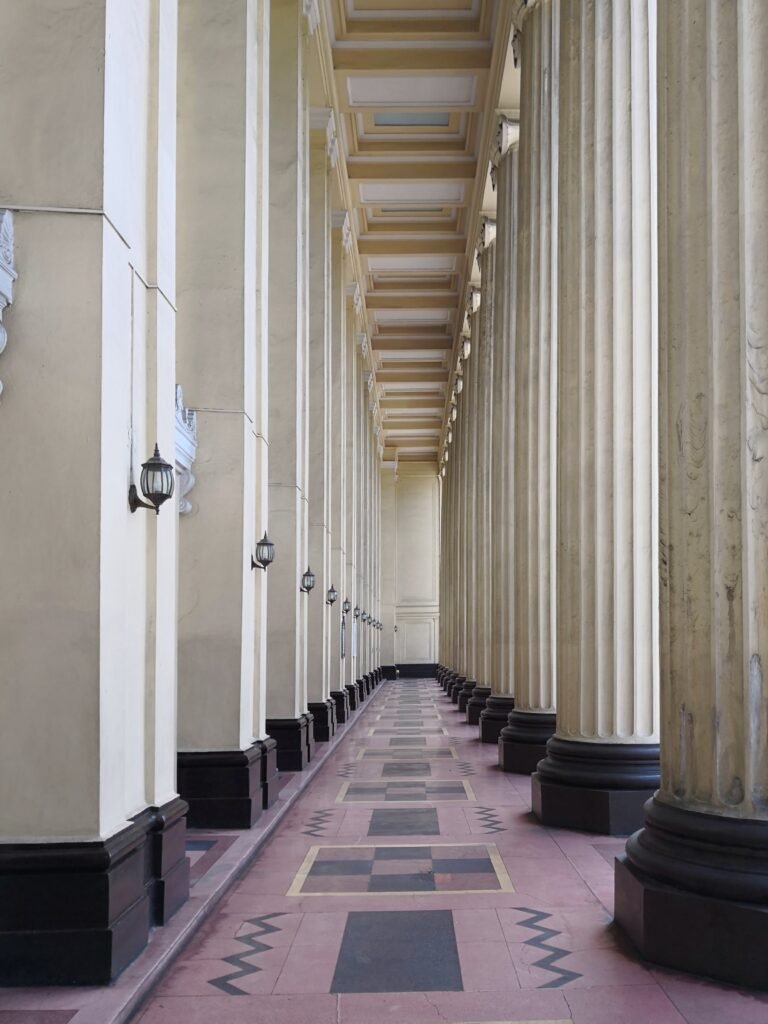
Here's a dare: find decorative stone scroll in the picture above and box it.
[0,209,18,401]
[478,216,497,252]
[175,385,198,515]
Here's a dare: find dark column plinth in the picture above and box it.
[480,694,516,743]
[499,710,556,772]
[308,699,337,742]
[0,823,150,985]
[133,797,190,926]
[531,738,659,834]
[344,682,359,710]
[304,711,316,762]
[178,743,265,828]
[256,736,279,808]
[457,678,476,713]
[382,665,397,680]
[330,689,350,723]
[449,676,466,703]
[265,715,310,772]
[467,685,492,725]
[615,798,768,990]
[355,678,366,703]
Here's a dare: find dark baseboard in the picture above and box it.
[132,797,190,925]
[0,823,151,985]
[308,699,337,742]
[266,715,310,772]
[396,663,437,679]
[178,744,265,829]
[381,665,397,680]
[330,689,351,724]
[256,736,280,809]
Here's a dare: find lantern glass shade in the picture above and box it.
[463,339,471,360]
[447,428,453,444]
[327,584,338,605]
[140,444,175,513]
[451,405,457,423]
[456,376,464,394]
[255,532,275,568]
[441,466,446,478]
[354,605,361,619]
[343,597,351,615]
[301,566,316,593]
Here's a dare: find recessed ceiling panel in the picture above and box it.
[359,183,464,204]
[347,75,477,108]
[367,255,455,272]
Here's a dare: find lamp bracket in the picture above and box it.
[129,484,158,515]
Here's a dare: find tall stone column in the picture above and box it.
[531,0,660,835]
[343,292,359,707]
[500,0,559,773]
[381,462,397,678]
[481,139,518,741]
[306,120,335,741]
[264,0,312,769]
[0,0,186,983]
[616,0,768,989]
[176,0,277,827]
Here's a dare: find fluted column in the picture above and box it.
[483,142,518,741]
[616,0,768,990]
[531,0,660,835]
[501,0,559,773]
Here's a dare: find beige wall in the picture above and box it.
[391,463,440,664]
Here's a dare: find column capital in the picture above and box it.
[309,107,339,167]
[477,216,497,253]
[303,0,320,34]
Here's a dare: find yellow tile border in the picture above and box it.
[335,780,476,803]
[287,842,515,897]
[355,746,459,761]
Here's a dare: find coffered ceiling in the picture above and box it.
[326,0,517,464]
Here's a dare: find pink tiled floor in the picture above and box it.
[4,678,767,1024]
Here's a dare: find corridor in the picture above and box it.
[131,680,762,1024]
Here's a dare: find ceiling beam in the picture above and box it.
[347,160,477,181]
[332,47,492,72]
[372,338,453,351]
[366,293,458,309]
[380,398,445,410]
[359,237,466,255]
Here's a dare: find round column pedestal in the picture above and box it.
[457,679,476,714]
[440,671,452,692]
[479,695,516,743]
[615,798,768,990]
[499,710,556,772]
[531,737,659,834]
[449,676,466,704]
[466,686,492,725]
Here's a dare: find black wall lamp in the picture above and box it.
[300,566,316,593]
[251,532,275,570]
[129,444,175,514]
[342,597,351,615]
[326,584,338,606]
[354,605,361,620]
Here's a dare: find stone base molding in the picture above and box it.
[449,675,466,703]
[257,736,280,809]
[499,710,556,773]
[479,694,515,743]
[615,798,768,989]
[466,685,492,725]
[344,682,360,710]
[0,823,151,985]
[178,745,265,829]
[308,699,337,742]
[330,688,351,723]
[355,678,367,703]
[265,715,311,772]
[132,797,190,926]
[531,738,660,834]
[457,678,476,713]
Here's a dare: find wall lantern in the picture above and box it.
[451,405,457,423]
[441,466,446,478]
[251,532,275,570]
[354,605,361,619]
[326,584,338,606]
[444,449,449,463]
[343,597,351,615]
[462,339,471,360]
[300,566,316,593]
[447,428,453,444]
[456,376,464,394]
[129,444,175,514]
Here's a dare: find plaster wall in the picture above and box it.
[393,464,440,665]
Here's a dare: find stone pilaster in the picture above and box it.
[615,0,768,989]
[264,0,312,770]
[500,0,558,772]
[531,0,660,834]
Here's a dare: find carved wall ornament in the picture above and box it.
[512,31,522,68]
[303,0,320,33]
[468,286,481,314]
[0,209,18,401]
[493,115,519,167]
[326,113,339,168]
[353,283,363,317]
[478,216,497,252]
[175,385,199,515]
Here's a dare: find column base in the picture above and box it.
[615,798,768,990]
[0,822,150,985]
[305,711,316,762]
[467,686,492,725]
[330,689,351,724]
[344,682,359,710]
[499,710,556,771]
[178,743,265,829]
[531,738,660,834]
[381,665,397,680]
[256,736,280,809]
[449,676,466,703]
[355,678,366,703]
[479,695,516,743]
[133,797,190,926]
[457,679,476,713]
[265,715,310,772]
[308,700,337,742]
